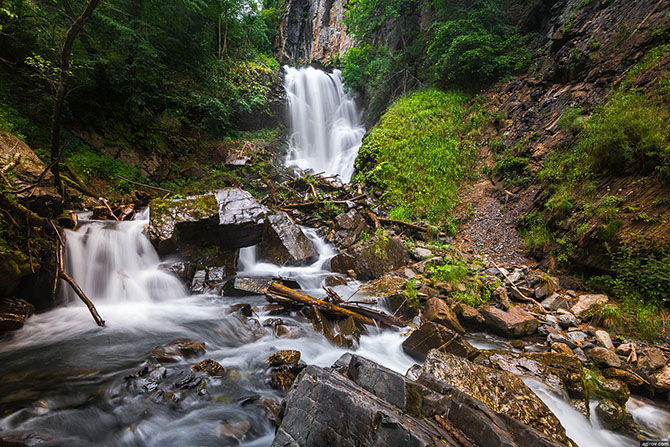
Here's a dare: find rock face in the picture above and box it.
[330,234,409,280]
[479,305,539,337]
[0,132,62,216]
[332,209,368,248]
[402,321,479,361]
[277,0,354,64]
[257,212,318,265]
[418,350,575,446]
[273,353,566,447]
[150,188,268,255]
[0,298,34,332]
[570,294,608,320]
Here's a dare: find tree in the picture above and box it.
[50,0,102,197]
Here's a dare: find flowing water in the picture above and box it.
[284,66,365,183]
[1,66,669,446]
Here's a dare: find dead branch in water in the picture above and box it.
[59,271,105,327]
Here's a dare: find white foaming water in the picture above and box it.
[284,66,365,182]
[627,396,670,440]
[524,379,636,447]
[63,211,185,303]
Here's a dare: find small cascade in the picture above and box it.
[284,66,365,182]
[63,210,185,303]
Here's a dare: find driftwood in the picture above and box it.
[280,194,368,209]
[494,264,547,315]
[378,216,430,232]
[266,282,405,328]
[118,175,178,194]
[266,283,376,326]
[100,198,120,221]
[50,219,105,327]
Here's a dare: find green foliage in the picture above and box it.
[428,259,469,285]
[557,107,585,135]
[403,278,420,309]
[426,2,530,86]
[354,89,477,224]
[495,155,530,185]
[342,0,531,117]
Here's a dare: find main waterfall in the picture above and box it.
[284,66,365,182]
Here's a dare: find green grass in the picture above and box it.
[353,89,477,224]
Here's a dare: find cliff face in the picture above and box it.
[277,0,354,64]
[458,0,670,271]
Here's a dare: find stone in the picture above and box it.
[652,365,670,392]
[506,269,523,285]
[566,331,588,345]
[588,347,622,368]
[541,293,569,311]
[274,353,566,447]
[419,350,575,446]
[602,368,647,388]
[0,298,34,332]
[219,421,251,440]
[637,347,666,373]
[267,350,301,367]
[149,188,267,255]
[402,321,479,361]
[332,209,368,248]
[595,399,626,430]
[453,302,485,328]
[357,275,407,297]
[330,234,410,280]
[257,212,318,265]
[423,297,465,334]
[616,343,634,357]
[411,247,433,260]
[595,330,615,351]
[159,260,196,285]
[534,276,558,300]
[557,310,578,329]
[190,269,206,293]
[191,359,226,377]
[570,294,608,321]
[151,340,206,363]
[479,305,539,337]
[492,286,510,310]
[551,342,574,356]
[222,277,272,296]
[574,348,588,363]
[547,332,576,349]
[476,350,584,397]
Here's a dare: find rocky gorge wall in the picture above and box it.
[276,0,354,64]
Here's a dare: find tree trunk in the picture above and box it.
[50,0,102,195]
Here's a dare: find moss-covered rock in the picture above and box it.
[330,233,409,280]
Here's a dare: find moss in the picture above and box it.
[404,382,424,418]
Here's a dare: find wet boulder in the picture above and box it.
[0,298,34,332]
[273,354,566,447]
[257,212,318,265]
[267,350,305,391]
[331,209,368,248]
[653,365,670,393]
[330,234,409,280]
[637,347,666,374]
[191,359,226,377]
[151,340,206,363]
[402,321,479,361]
[570,294,608,321]
[453,302,486,329]
[149,188,267,255]
[479,305,539,337]
[588,347,622,368]
[476,350,584,397]
[418,350,576,446]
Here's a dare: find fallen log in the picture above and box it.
[378,216,431,233]
[60,271,105,327]
[265,282,398,326]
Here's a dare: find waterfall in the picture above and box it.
[284,66,365,182]
[63,211,186,304]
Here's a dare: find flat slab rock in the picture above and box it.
[149,188,268,254]
[272,353,566,447]
[479,305,539,337]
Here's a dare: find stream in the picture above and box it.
[1,67,669,446]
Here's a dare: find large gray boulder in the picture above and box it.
[330,234,409,280]
[402,321,478,361]
[257,212,318,265]
[149,188,267,255]
[272,353,567,447]
[418,350,576,446]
